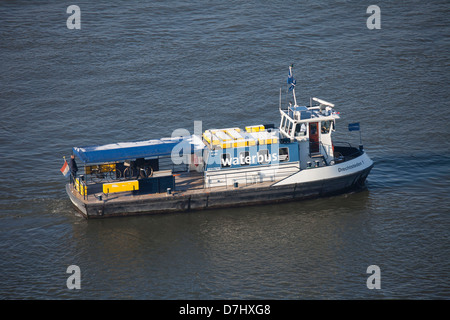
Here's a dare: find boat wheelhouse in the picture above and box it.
[64,66,373,218]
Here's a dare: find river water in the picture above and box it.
[0,0,449,299]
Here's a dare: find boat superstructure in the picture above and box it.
[64,66,373,218]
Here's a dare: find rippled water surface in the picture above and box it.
[0,0,449,299]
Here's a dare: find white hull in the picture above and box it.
[273,152,373,186]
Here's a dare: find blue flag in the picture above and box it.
[348,123,360,131]
[287,66,296,91]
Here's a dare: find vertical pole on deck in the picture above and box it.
[279,88,281,111]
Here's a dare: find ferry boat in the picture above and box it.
[64,66,374,218]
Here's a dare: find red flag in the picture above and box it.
[60,160,70,177]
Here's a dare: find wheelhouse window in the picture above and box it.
[287,120,294,135]
[221,153,231,168]
[279,147,289,162]
[240,151,250,166]
[321,120,333,134]
[295,122,307,136]
[281,116,287,132]
[257,149,269,164]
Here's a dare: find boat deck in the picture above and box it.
[71,171,276,205]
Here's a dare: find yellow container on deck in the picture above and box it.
[245,125,265,133]
[219,141,232,149]
[231,140,246,148]
[215,130,232,141]
[223,127,241,135]
[250,131,278,145]
[203,130,219,145]
[103,180,139,194]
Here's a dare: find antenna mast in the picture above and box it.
[279,88,282,110]
[288,64,298,106]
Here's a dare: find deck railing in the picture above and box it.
[204,164,298,189]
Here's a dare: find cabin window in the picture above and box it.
[281,116,286,132]
[282,116,289,134]
[321,120,332,134]
[279,147,289,162]
[240,151,250,166]
[257,149,270,164]
[221,153,231,168]
[287,120,293,135]
[294,123,307,136]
